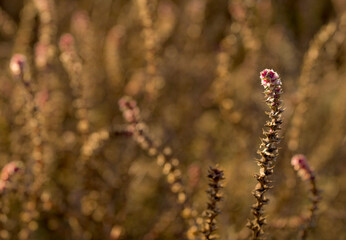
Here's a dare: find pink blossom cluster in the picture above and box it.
[291,154,314,180]
[260,69,282,106]
[260,69,281,88]
[118,96,141,124]
[0,161,22,193]
[9,54,26,77]
[59,33,75,53]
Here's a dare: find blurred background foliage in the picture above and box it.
[0,0,345,239]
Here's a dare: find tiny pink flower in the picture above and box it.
[1,161,21,181]
[291,154,313,180]
[261,70,268,77]
[260,69,281,89]
[118,97,141,124]
[59,33,75,52]
[0,161,22,194]
[10,54,26,76]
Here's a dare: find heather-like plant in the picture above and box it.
[201,166,224,240]
[248,69,283,239]
[287,20,338,152]
[118,96,199,239]
[0,161,22,194]
[10,53,46,240]
[0,1,344,240]
[291,154,320,240]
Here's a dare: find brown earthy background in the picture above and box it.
[0,0,345,239]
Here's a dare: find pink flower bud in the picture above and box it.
[10,54,26,76]
[0,161,22,194]
[59,33,75,52]
[291,154,313,180]
[260,69,281,88]
[1,161,22,181]
[118,97,141,124]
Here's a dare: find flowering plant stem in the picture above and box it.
[248,69,283,240]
